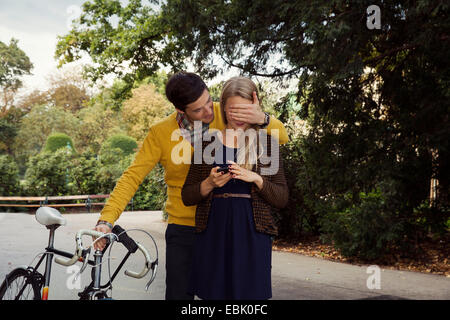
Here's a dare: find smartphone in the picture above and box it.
[217,166,229,174]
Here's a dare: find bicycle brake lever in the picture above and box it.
[74,248,91,282]
[145,260,158,291]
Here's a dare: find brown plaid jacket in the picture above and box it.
[181,132,288,236]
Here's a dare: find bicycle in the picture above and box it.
[0,206,158,300]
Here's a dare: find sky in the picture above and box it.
[0,0,88,92]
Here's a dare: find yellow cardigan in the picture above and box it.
[99,102,289,227]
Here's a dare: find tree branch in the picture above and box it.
[366,43,418,65]
[220,55,306,78]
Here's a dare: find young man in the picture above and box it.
[93,72,289,299]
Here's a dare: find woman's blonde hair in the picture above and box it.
[220,77,263,171]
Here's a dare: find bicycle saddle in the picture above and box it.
[36,207,67,226]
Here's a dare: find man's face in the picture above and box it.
[178,89,214,124]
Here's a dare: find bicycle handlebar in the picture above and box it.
[124,242,151,278]
[54,229,103,266]
[54,227,154,280]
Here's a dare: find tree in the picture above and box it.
[137,70,169,95]
[13,104,80,169]
[55,0,172,94]
[75,101,125,154]
[0,39,33,114]
[46,66,91,113]
[0,117,17,155]
[0,155,20,196]
[15,89,49,113]
[57,1,450,258]
[16,66,91,113]
[122,83,173,143]
[0,105,27,158]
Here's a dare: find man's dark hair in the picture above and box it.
[165,72,207,112]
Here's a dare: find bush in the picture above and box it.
[23,149,74,196]
[94,150,167,215]
[101,134,137,156]
[0,155,21,196]
[70,151,102,194]
[21,138,167,215]
[273,139,316,239]
[133,163,167,212]
[319,189,404,261]
[95,148,132,193]
[43,132,76,153]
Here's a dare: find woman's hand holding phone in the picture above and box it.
[207,166,232,188]
[200,166,232,197]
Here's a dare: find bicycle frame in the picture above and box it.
[25,225,134,300]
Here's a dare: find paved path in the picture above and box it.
[0,211,448,300]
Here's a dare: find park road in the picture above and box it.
[0,211,448,300]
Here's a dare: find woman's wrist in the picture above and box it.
[200,177,214,197]
[253,173,264,190]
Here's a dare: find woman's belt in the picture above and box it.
[212,193,251,199]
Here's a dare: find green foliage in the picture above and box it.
[13,104,80,167]
[101,134,138,156]
[319,189,404,261]
[43,133,76,153]
[133,163,167,211]
[137,71,169,95]
[69,151,101,195]
[0,38,33,112]
[122,83,173,143]
[95,148,131,192]
[94,149,167,211]
[273,139,313,238]
[0,117,17,154]
[23,149,74,196]
[0,155,20,196]
[208,82,224,102]
[0,38,33,87]
[75,100,126,154]
[55,0,169,93]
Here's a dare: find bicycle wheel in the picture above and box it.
[0,267,41,300]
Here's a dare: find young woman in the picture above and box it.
[181,77,289,300]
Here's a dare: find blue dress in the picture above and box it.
[188,142,272,300]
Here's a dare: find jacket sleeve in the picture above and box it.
[257,155,289,209]
[266,116,289,145]
[181,156,208,206]
[99,127,162,224]
[256,135,289,209]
